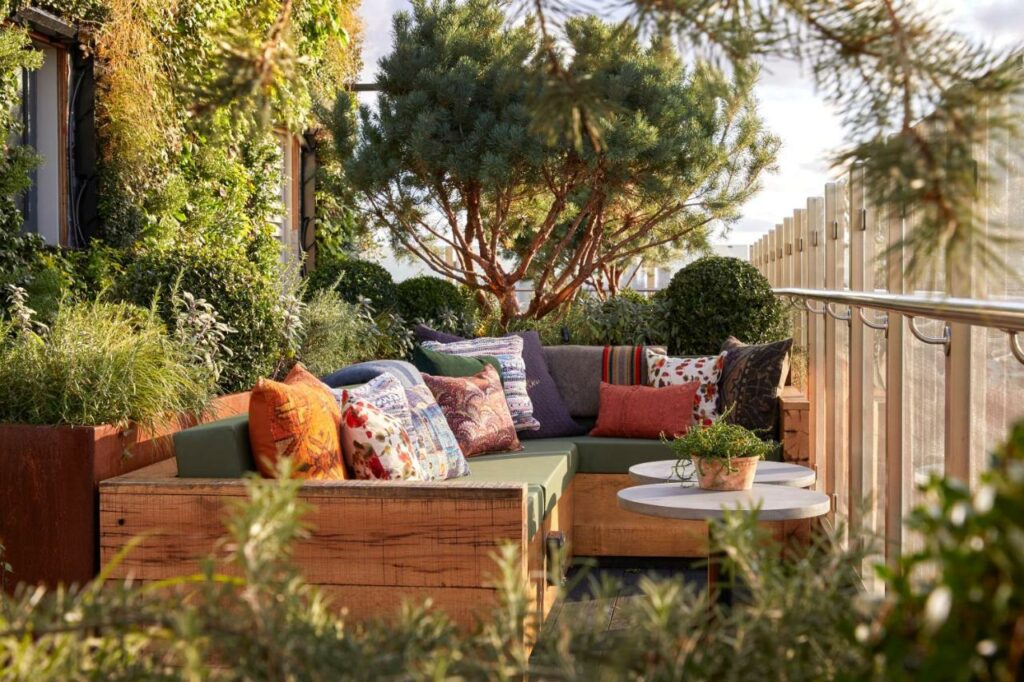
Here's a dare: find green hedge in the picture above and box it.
[304,256,397,313]
[662,256,787,354]
[116,245,285,393]
[395,275,476,334]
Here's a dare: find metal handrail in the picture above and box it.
[774,287,1024,331]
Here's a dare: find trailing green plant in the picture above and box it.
[295,287,378,376]
[304,255,398,313]
[395,275,477,336]
[116,244,286,393]
[0,25,43,289]
[0,298,211,427]
[667,409,778,479]
[663,255,788,355]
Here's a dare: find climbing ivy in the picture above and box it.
[2,0,361,265]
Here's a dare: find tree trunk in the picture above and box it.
[497,288,521,329]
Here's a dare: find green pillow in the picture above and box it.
[412,345,503,380]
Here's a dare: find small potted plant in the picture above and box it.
[667,412,777,491]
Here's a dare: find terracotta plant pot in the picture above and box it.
[690,455,759,491]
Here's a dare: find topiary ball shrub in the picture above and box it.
[395,275,476,334]
[304,256,397,312]
[117,244,285,393]
[663,256,788,355]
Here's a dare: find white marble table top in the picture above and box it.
[617,483,831,522]
[628,459,816,488]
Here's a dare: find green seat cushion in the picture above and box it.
[174,414,255,478]
[569,435,676,474]
[411,346,502,380]
[462,438,577,507]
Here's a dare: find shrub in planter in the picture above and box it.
[663,256,787,355]
[0,295,246,588]
[304,255,397,313]
[395,275,476,335]
[117,244,285,393]
[0,299,211,427]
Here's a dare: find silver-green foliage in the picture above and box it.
[295,287,379,375]
[0,299,211,427]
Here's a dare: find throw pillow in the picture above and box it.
[411,345,503,380]
[341,400,425,480]
[514,331,585,440]
[248,376,347,480]
[422,366,522,457]
[413,324,463,344]
[590,381,698,439]
[412,327,584,439]
[405,383,470,479]
[332,371,415,436]
[422,336,540,431]
[320,360,424,389]
[718,336,793,436]
[647,349,726,424]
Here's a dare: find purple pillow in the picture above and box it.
[413,326,584,439]
[413,324,464,344]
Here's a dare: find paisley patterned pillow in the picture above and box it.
[421,336,540,432]
[405,384,470,479]
[646,349,726,424]
[341,400,425,481]
[422,365,522,457]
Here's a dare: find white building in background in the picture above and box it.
[373,242,750,297]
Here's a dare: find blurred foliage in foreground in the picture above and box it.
[2,422,1023,679]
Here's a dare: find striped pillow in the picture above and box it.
[422,336,541,431]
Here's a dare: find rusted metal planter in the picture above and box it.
[0,392,250,591]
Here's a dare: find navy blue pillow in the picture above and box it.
[412,326,584,439]
[320,360,424,389]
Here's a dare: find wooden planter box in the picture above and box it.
[0,393,250,590]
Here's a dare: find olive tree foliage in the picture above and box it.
[335,0,778,325]
[525,0,1024,286]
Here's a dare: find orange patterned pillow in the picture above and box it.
[248,369,347,480]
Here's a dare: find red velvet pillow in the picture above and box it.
[589,381,698,439]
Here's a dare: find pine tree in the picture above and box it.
[336,0,778,324]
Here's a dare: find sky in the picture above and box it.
[355,0,1023,246]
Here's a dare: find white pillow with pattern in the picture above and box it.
[646,349,726,425]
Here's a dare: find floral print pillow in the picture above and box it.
[646,349,726,425]
[422,365,522,457]
[341,400,425,481]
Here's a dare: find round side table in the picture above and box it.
[617,483,830,597]
[628,460,816,488]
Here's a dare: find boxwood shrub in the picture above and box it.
[304,256,397,312]
[395,275,476,334]
[662,256,787,355]
[117,245,285,393]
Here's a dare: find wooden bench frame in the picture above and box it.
[99,387,811,632]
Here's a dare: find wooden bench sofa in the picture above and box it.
[99,383,811,632]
